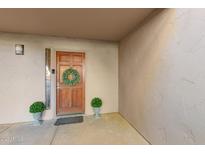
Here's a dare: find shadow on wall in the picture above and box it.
[119,9,176,144]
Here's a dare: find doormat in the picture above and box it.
[54,116,84,126]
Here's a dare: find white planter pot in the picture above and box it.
[93,107,101,118]
[32,112,42,125]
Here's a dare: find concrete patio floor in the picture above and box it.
[0,113,149,145]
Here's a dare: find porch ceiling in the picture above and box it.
[0,8,155,41]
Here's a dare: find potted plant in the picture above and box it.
[29,101,46,125]
[91,97,102,118]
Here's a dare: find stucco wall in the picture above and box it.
[119,9,205,144]
[0,32,118,124]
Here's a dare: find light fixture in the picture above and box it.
[15,44,24,55]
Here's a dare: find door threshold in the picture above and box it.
[56,113,85,119]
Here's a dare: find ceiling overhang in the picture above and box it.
[0,8,155,41]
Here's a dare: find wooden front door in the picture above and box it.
[56,51,85,115]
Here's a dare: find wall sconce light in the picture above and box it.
[15,44,24,55]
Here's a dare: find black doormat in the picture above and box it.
[54,116,84,126]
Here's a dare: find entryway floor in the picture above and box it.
[0,113,149,145]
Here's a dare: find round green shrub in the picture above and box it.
[29,101,46,113]
[91,97,102,108]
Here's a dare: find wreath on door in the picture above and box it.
[62,68,80,86]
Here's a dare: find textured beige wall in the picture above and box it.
[119,9,205,144]
[0,33,118,124]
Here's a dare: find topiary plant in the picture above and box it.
[29,101,46,113]
[91,97,102,108]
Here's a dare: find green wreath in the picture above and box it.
[63,68,80,86]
